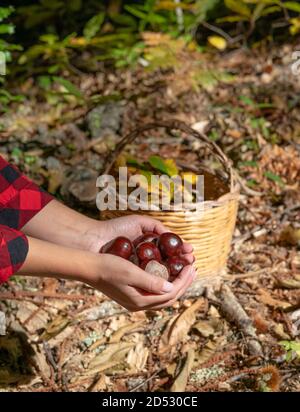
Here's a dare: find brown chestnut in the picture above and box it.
[166,256,189,277]
[136,241,161,263]
[133,232,158,248]
[158,232,183,258]
[100,236,133,260]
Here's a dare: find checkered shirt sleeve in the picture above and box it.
[0,156,54,283]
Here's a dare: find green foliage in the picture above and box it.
[280,340,300,361]
[219,0,300,37]
[148,155,177,177]
[17,0,83,29]
[36,74,84,105]
[83,13,105,40]
[0,6,24,111]
[125,0,169,32]
[18,33,76,73]
[52,76,83,99]
[3,0,300,79]
[0,89,24,111]
[0,6,22,65]
[264,170,284,186]
[0,0,299,112]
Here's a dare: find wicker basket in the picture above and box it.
[100,120,239,286]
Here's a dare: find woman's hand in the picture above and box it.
[23,200,194,264]
[85,253,196,311]
[22,200,196,310]
[84,215,195,265]
[19,236,196,312]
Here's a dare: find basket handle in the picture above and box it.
[102,119,234,190]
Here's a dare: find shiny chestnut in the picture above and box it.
[100,236,133,260]
[133,232,158,248]
[136,241,161,263]
[157,232,183,258]
[166,256,189,277]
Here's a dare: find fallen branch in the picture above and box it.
[218,284,263,356]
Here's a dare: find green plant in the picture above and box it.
[219,0,300,38]
[17,0,83,29]
[0,6,24,112]
[37,74,84,105]
[280,340,300,361]
[0,6,22,73]
[18,33,76,73]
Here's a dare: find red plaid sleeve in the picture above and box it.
[0,156,53,230]
[0,156,54,283]
[0,224,28,284]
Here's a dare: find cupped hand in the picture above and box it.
[87,253,196,312]
[85,215,194,264]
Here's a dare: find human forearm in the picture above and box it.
[18,235,98,283]
[22,200,101,252]
[17,236,196,311]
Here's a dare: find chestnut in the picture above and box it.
[166,256,189,277]
[136,241,161,263]
[133,232,158,248]
[140,259,150,271]
[158,232,183,258]
[100,236,133,260]
[143,260,169,280]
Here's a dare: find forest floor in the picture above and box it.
[0,40,299,392]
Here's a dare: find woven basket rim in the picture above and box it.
[102,119,236,191]
[109,180,240,214]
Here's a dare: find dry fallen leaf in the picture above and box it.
[39,314,71,341]
[258,289,291,309]
[166,299,205,347]
[166,362,177,377]
[193,320,216,338]
[194,338,223,367]
[126,342,149,373]
[86,342,135,376]
[16,302,49,334]
[47,168,64,194]
[43,278,59,294]
[279,226,300,246]
[170,348,195,392]
[272,323,290,340]
[89,373,109,392]
[109,321,144,344]
[275,275,300,289]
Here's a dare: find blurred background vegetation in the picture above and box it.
[1,0,300,108]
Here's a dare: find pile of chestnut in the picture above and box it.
[100,232,189,281]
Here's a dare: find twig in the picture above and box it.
[129,368,163,392]
[280,204,300,222]
[218,284,263,356]
[23,306,43,327]
[32,364,58,392]
[42,341,60,391]
[0,290,95,301]
[234,171,263,196]
[222,268,267,280]
[43,341,58,372]
[57,340,69,392]
[200,21,235,44]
